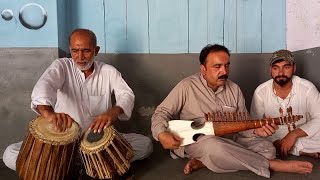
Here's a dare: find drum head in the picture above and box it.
[80,126,116,152]
[30,116,80,145]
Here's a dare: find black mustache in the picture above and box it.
[275,75,288,79]
[218,75,228,79]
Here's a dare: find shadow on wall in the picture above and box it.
[95,48,320,135]
[97,54,199,134]
[96,53,272,134]
[50,46,320,137]
[229,53,271,108]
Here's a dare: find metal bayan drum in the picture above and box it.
[16,116,81,180]
[80,126,134,179]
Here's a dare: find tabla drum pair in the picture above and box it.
[80,126,134,179]
[16,116,134,180]
[16,116,81,180]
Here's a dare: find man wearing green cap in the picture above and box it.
[250,49,320,159]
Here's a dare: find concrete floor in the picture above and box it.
[1,142,320,180]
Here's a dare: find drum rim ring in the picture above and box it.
[29,116,81,145]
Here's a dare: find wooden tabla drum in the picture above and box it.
[16,116,81,180]
[80,126,134,179]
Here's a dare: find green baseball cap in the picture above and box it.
[270,49,295,65]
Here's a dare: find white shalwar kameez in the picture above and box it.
[3,58,152,170]
[250,75,320,156]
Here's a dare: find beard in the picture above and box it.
[75,56,95,71]
[273,75,292,87]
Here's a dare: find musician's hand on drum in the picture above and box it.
[253,123,278,137]
[36,105,74,132]
[46,113,73,132]
[90,106,124,133]
[90,112,114,133]
[158,131,183,150]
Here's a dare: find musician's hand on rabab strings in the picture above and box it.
[158,131,183,150]
[46,113,73,132]
[253,123,278,137]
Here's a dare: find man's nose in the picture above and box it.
[278,68,285,75]
[78,51,85,60]
[221,66,227,74]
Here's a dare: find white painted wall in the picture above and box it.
[287,0,320,51]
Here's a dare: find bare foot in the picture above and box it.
[184,159,205,174]
[300,152,320,158]
[269,159,313,174]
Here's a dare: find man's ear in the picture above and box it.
[200,64,206,75]
[293,63,296,73]
[95,46,100,56]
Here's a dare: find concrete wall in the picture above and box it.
[0,48,59,156]
[101,48,320,134]
[0,47,319,157]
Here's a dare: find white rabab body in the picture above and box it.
[168,110,302,147]
[168,120,215,146]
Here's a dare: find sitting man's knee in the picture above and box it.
[199,136,229,153]
[130,134,153,161]
[255,139,276,159]
[141,135,153,157]
[3,143,20,171]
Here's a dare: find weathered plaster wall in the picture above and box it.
[287,0,320,51]
[0,48,59,156]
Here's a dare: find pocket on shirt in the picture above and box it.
[89,94,107,117]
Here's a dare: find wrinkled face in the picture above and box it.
[69,33,99,71]
[271,60,296,86]
[201,51,230,91]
